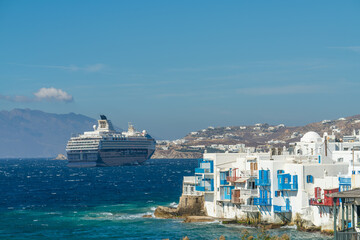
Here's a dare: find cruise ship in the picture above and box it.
[66,115,156,167]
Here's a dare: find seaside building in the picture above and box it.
[182,130,360,232]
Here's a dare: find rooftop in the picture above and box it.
[327,188,360,199]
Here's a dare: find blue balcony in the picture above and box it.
[220,186,234,200]
[255,179,271,186]
[274,205,291,213]
[195,168,214,174]
[195,185,214,192]
[339,177,351,185]
[278,183,298,191]
[278,174,298,191]
[256,170,271,186]
[195,160,214,174]
[253,198,272,206]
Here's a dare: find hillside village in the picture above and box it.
[152,114,360,159]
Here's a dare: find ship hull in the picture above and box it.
[67,148,155,167]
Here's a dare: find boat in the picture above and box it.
[66,115,156,167]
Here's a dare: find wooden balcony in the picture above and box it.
[231,189,245,204]
[310,188,339,207]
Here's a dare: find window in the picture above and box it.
[306,175,314,183]
[275,191,280,197]
[338,158,344,162]
[277,170,284,175]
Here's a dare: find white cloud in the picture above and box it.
[34,87,73,102]
[0,87,73,103]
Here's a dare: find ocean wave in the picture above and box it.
[169,202,178,208]
[83,211,154,221]
[280,224,297,229]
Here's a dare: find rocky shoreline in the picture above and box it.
[153,195,334,236]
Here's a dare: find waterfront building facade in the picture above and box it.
[183,130,360,231]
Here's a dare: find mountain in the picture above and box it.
[0,109,97,158]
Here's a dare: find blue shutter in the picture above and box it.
[293,175,298,184]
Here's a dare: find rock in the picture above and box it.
[154,206,179,219]
[279,234,290,240]
[183,237,189,240]
[293,213,321,232]
[183,216,214,223]
[321,229,334,235]
[154,195,206,219]
[142,214,152,218]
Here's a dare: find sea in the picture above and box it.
[0,158,331,240]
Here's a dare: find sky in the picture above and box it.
[0,1,360,140]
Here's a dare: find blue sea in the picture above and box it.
[0,158,331,239]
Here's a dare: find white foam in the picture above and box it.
[169,202,178,208]
[280,225,297,229]
[83,211,154,221]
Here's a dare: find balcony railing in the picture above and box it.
[309,198,339,206]
[253,198,272,206]
[274,205,292,213]
[255,179,270,186]
[241,189,258,196]
[227,176,241,182]
[339,177,351,185]
[231,196,245,204]
[195,185,214,192]
[220,179,229,185]
[278,183,298,191]
[241,205,259,212]
[195,168,213,174]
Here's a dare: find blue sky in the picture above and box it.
[0,1,360,139]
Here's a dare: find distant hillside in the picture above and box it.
[0,109,97,158]
[183,115,360,147]
[153,114,360,158]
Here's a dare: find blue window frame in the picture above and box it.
[306,175,313,183]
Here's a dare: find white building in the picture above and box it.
[182,130,360,231]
